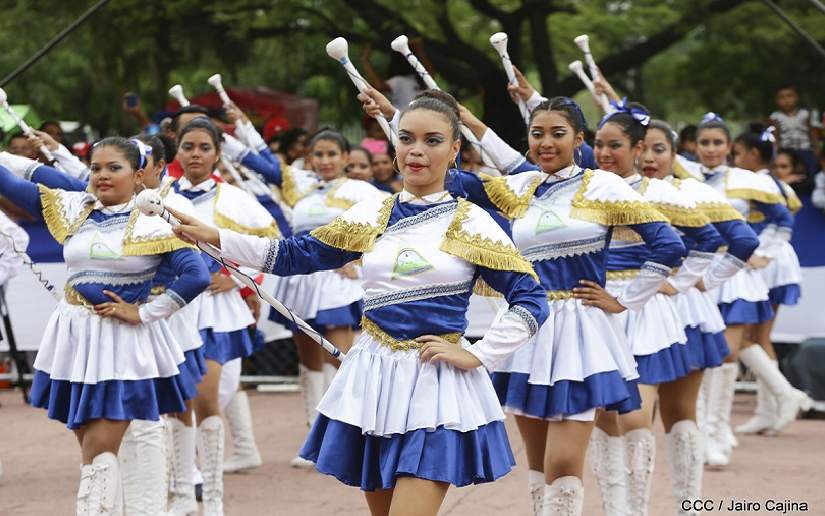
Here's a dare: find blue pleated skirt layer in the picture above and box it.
[200,328,254,365]
[768,284,801,306]
[718,299,774,325]
[178,348,208,400]
[299,416,514,491]
[635,341,693,385]
[490,371,641,418]
[30,370,187,429]
[684,326,729,370]
[269,300,362,332]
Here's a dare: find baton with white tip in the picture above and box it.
[573,35,612,113]
[326,37,396,146]
[489,32,529,125]
[168,84,190,107]
[135,189,345,360]
[0,88,56,163]
[568,60,611,113]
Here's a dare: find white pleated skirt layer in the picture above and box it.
[606,279,687,356]
[709,266,770,305]
[760,241,802,289]
[34,300,184,383]
[674,288,726,334]
[157,294,202,353]
[316,332,505,436]
[197,288,254,333]
[493,299,638,385]
[270,270,364,320]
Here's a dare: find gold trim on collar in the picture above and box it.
[38,185,94,244]
[480,173,543,219]
[121,208,196,256]
[698,202,745,222]
[310,194,397,252]
[570,169,668,226]
[212,183,280,238]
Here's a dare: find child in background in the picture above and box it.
[770,85,820,180]
[346,145,374,182]
[812,147,825,210]
[678,124,699,162]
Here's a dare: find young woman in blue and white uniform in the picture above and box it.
[170,118,277,515]
[168,93,549,516]
[730,129,807,437]
[441,95,684,514]
[693,114,808,468]
[0,138,209,516]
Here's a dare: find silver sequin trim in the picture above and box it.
[67,267,157,286]
[262,239,279,273]
[508,305,539,336]
[521,235,605,262]
[384,203,456,234]
[363,279,474,312]
[165,290,186,308]
[75,215,130,234]
[641,261,672,276]
[688,250,716,260]
[722,252,745,268]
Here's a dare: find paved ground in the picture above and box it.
[0,390,822,515]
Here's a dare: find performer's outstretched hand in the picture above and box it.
[166,205,221,248]
[418,336,483,370]
[357,87,396,120]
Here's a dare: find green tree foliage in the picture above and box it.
[0,0,822,142]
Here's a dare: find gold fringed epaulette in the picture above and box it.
[279,161,303,207]
[214,211,280,238]
[787,191,802,213]
[698,202,745,223]
[38,184,94,244]
[472,277,505,298]
[570,170,668,226]
[480,173,542,219]
[440,199,538,281]
[121,209,196,256]
[309,195,396,252]
[654,203,711,228]
[725,188,785,205]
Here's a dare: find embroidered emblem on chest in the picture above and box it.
[392,247,433,278]
[89,231,122,261]
[535,209,565,235]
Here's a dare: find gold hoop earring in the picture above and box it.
[392,156,400,171]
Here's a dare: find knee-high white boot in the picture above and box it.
[734,373,776,434]
[624,428,655,516]
[543,476,584,516]
[738,345,808,433]
[77,452,123,516]
[167,418,198,516]
[290,364,324,469]
[705,362,737,467]
[198,416,225,516]
[223,391,262,473]
[119,419,167,516]
[589,428,629,516]
[528,470,545,516]
[667,420,704,516]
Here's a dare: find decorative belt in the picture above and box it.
[64,286,93,308]
[360,316,461,352]
[150,286,167,296]
[547,290,575,301]
[606,269,641,281]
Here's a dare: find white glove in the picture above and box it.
[0,151,41,179]
[221,133,250,162]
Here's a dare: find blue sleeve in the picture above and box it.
[259,148,280,168]
[164,248,211,303]
[478,268,549,328]
[270,235,361,275]
[629,221,687,267]
[0,165,42,216]
[241,151,282,186]
[753,200,793,230]
[200,251,223,274]
[507,160,541,176]
[576,142,597,170]
[30,165,88,191]
[677,223,725,253]
[445,169,499,212]
[713,220,759,261]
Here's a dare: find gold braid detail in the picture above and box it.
[725,188,784,204]
[121,208,197,256]
[786,190,802,213]
[698,202,745,222]
[212,184,281,238]
[440,199,538,280]
[569,169,668,226]
[38,185,94,244]
[310,194,397,252]
[606,269,641,281]
[747,210,766,224]
[361,316,461,352]
[473,277,504,297]
[653,203,711,228]
[279,161,317,207]
[480,173,542,219]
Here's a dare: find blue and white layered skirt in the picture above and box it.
[710,266,773,325]
[606,279,690,385]
[491,298,640,420]
[268,269,363,332]
[197,288,256,365]
[30,300,188,429]
[759,241,802,306]
[299,332,513,491]
[165,295,207,398]
[673,287,728,370]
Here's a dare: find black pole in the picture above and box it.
[762,0,825,61]
[0,0,112,88]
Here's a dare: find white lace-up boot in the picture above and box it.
[543,476,584,516]
[667,420,704,516]
[167,418,198,516]
[76,452,123,516]
[589,428,629,515]
[222,391,263,473]
[624,428,655,516]
[738,345,809,433]
[198,416,225,516]
[119,419,167,515]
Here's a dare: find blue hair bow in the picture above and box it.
[599,97,650,128]
[701,112,724,124]
[130,138,152,169]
